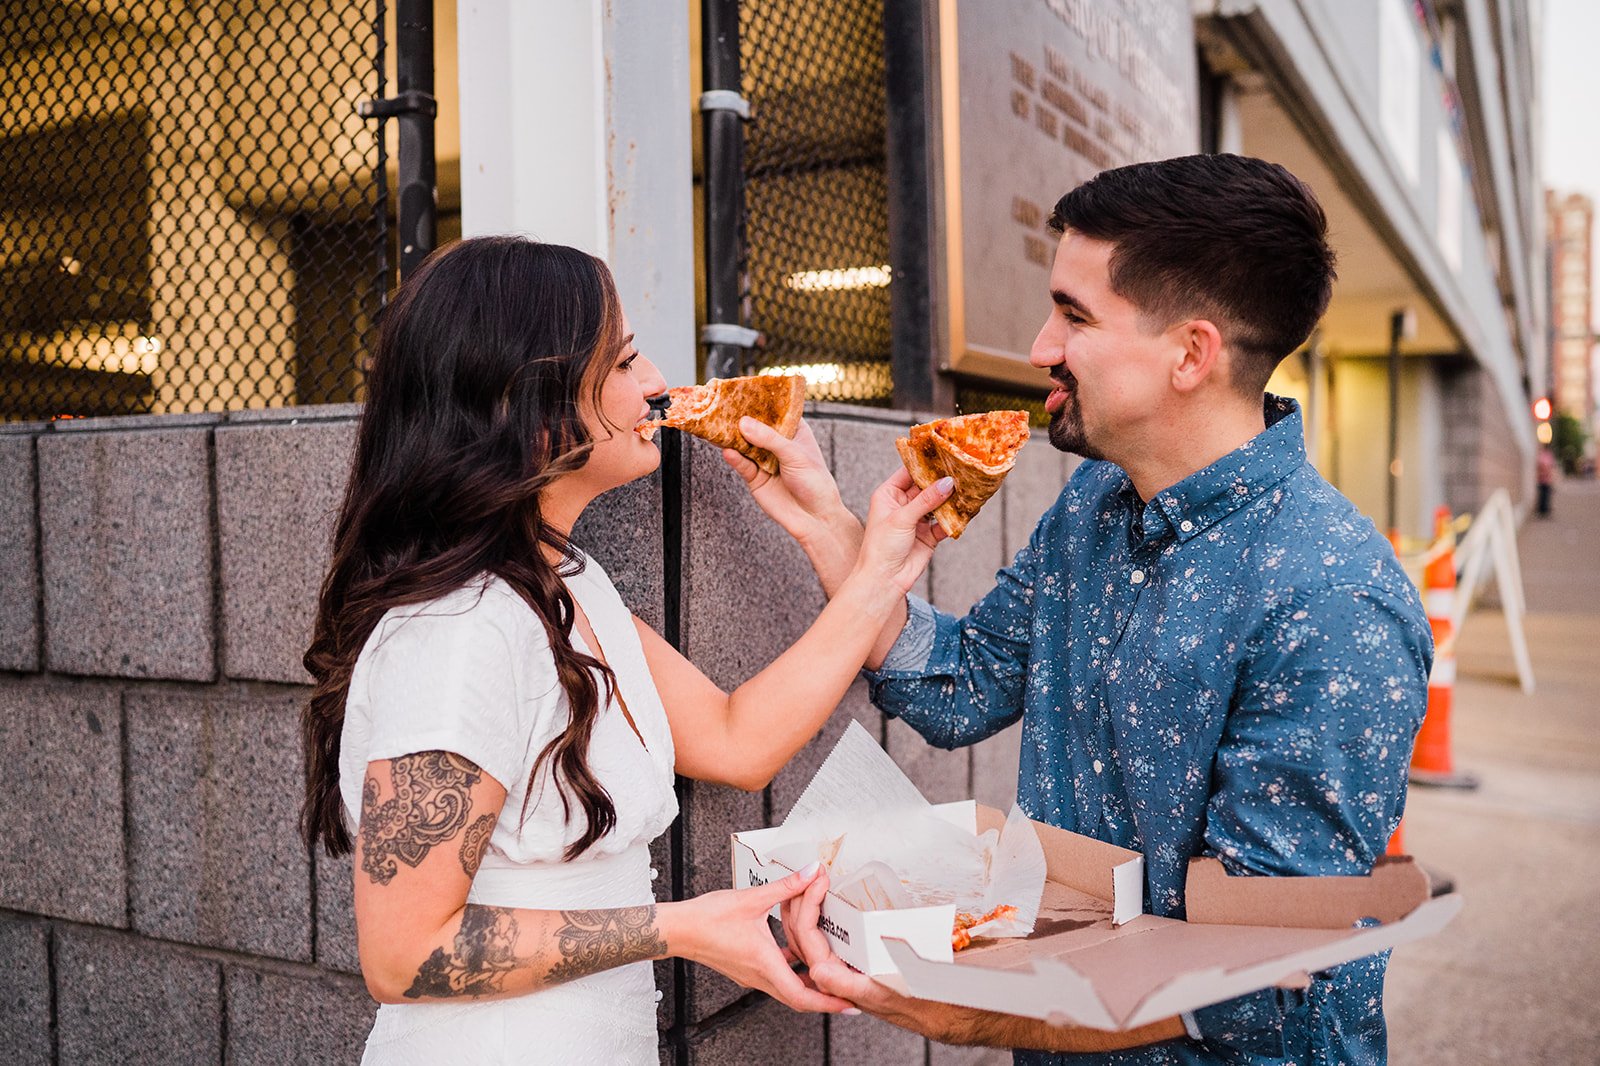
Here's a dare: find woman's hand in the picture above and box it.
[849,468,953,596]
[723,418,855,548]
[661,862,857,1014]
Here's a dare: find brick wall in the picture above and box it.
[0,404,1070,1064]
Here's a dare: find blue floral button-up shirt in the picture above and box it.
[869,397,1431,1065]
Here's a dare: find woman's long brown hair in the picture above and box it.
[302,237,625,862]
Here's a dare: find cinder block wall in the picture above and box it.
[0,403,1071,1065]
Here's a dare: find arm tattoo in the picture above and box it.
[400,904,667,1000]
[405,905,522,999]
[359,751,483,886]
[459,814,496,878]
[545,907,669,984]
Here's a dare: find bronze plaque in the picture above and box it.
[937,0,1199,387]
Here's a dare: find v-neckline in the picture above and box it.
[566,577,650,755]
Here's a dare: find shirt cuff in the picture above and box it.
[1180,1012,1202,1041]
[873,594,937,674]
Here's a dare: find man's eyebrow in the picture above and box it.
[1050,289,1093,317]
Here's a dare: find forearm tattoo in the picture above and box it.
[360,751,483,885]
[545,907,669,984]
[400,905,668,1000]
[405,905,522,999]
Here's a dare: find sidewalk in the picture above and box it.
[1386,479,1600,1062]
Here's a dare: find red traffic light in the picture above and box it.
[1533,397,1552,421]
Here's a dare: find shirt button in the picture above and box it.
[1130,569,1146,585]
[1180,520,1194,533]
[649,867,659,880]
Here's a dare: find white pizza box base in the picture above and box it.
[732,803,1462,1031]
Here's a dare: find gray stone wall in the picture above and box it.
[0,404,1069,1064]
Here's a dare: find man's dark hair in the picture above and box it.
[1048,153,1336,394]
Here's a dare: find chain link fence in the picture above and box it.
[737,0,893,405]
[2,1,387,422]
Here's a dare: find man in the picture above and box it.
[732,154,1432,1063]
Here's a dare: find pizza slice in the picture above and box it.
[895,410,1031,539]
[637,374,806,476]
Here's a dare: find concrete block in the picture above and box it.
[315,849,362,975]
[215,419,354,682]
[929,498,1005,618]
[1003,432,1064,558]
[770,679,885,824]
[886,717,971,805]
[828,416,930,600]
[38,427,215,680]
[830,1011,927,1065]
[572,468,666,633]
[224,966,376,1066]
[55,927,221,1066]
[688,995,825,1066]
[0,681,126,925]
[126,690,310,961]
[0,434,39,672]
[972,722,1022,811]
[0,914,51,1066]
[680,433,827,690]
[684,782,763,1022]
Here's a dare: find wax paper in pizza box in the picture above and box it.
[731,720,1047,973]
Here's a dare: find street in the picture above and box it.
[1387,479,1600,1062]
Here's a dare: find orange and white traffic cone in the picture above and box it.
[1410,506,1480,790]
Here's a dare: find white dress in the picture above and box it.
[339,555,679,1065]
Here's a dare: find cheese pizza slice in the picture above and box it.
[895,410,1031,539]
[637,374,806,476]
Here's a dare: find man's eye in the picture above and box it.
[1063,310,1085,325]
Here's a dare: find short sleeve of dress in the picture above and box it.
[359,591,550,794]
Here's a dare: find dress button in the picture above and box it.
[649,867,659,880]
[1130,569,1146,585]
[655,989,664,1003]
[1180,520,1194,533]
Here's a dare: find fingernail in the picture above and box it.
[799,861,821,878]
[842,1007,862,1016]
[935,476,954,494]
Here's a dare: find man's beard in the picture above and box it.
[1046,379,1106,460]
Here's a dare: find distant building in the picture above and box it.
[1547,191,1596,437]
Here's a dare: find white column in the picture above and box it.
[457,0,696,384]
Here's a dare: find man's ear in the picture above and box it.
[1170,319,1224,393]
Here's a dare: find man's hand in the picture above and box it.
[779,868,1187,1052]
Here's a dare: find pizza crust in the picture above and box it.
[637,374,806,475]
[895,411,1031,538]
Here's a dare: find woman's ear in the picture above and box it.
[1170,319,1224,394]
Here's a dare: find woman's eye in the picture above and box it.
[618,354,639,372]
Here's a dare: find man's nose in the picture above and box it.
[1029,319,1064,369]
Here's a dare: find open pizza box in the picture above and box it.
[731,721,1463,1030]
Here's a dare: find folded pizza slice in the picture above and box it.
[895,410,1031,539]
[637,373,806,476]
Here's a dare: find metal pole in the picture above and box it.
[395,0,437,278]
[702,0,746,379]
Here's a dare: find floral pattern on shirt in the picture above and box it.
[869,397,1432,1065]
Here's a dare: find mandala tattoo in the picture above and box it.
[359,751,483,886]
[404,905,522,999]
[545,906,668,985]
[459,813,496,878]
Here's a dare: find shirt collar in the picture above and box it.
[1126,395,1306,545]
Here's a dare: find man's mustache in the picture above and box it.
[1050,371,1077,392]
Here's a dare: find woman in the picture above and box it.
[300,237,952,1064]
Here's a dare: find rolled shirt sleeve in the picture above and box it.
[864,532,1043,750]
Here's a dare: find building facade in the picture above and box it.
[1547,190,1595,440]
[0,2,1549,1064]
